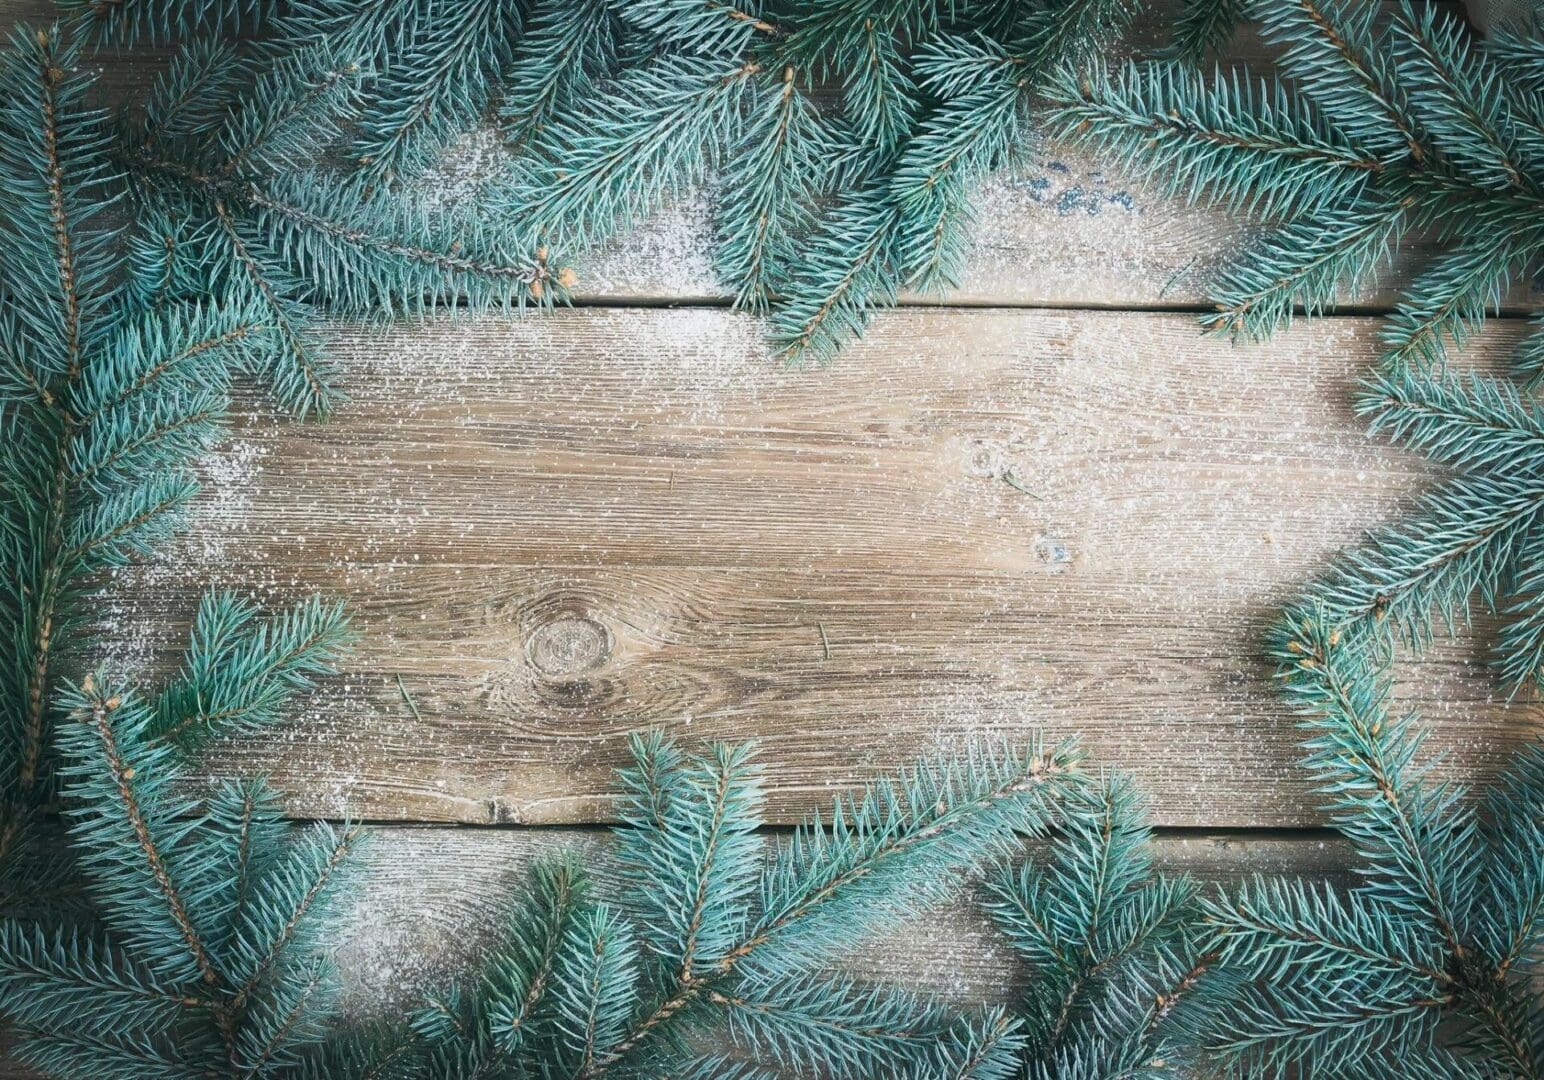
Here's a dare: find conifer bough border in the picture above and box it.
[61,0,1146,367]
[3,1,1544,1078]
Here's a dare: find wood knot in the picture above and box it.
[526,615,612,678]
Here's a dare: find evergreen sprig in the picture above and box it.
[1050,5,1544,690]
[982,773,1217,1079]
[480,0,1142,363]
[0,15,1201,1080]
[412,733,1084,1079]
[120,33,562,419]
[1182,609,1544,1077]
[1049,0,1544,362]
[1,677,373,1080]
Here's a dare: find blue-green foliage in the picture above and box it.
[1169,0,1245,64]
[412,733,1083,1078]
[59,0,280,43]
[120,32,561,419]
[982,773,1215,1079]
[270,0,527,185]
[474,0,1135,361]
[0,15,1197,1080]
[0,23,356,837]
[1185,610,1544,1077]
[70,0,1140,364]
[1053,9,1544,1070]
[1050,0,1544,357]
[0,677,377,1080]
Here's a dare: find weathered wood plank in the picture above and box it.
[2,1,1525,313]
[330,827,1353,1017]
[86,308,1543,827]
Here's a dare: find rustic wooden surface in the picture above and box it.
[89,311,1540,827]
[1,0,1538,1056]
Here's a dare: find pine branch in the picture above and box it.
[1055,1,1543,370]
[1046,60,1382,219]
[1171,0,1245,65]
[348,0,525,185]
[1202,195,1409,339]
[55,681,225,991]
[714,67,828,312]
[149,592,352,751]
[497,0,618,157]
[1255,0,1425,161]
[500,54,758,250]
[770,186,903,366]
[57,0,280,44]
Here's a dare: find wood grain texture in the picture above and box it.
[1,1,1525,313]
[86,309,1543,828]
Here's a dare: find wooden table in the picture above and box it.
[3,0,1537,1043]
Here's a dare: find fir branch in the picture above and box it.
[485,856,588,1052]
[1516,315,1544,389]
[430,737,1081,1079]
[1171,0,1245,65]
[1359,365,1544,476]
[210,198,336,417]
[1273,614,1477,953]
[1392,3,1532,190]
[1497,531,1544,695]
[1046,60,1382,220]
[714,67,828,312]
[708,977,945,1078]
[55,682,224,991]
[150,592,353,751]
[139,39,249,148]
[1376,228,1543,369]
[210,46,362,181]
[770,187,903,366]
[348,0,525,185]
[1202,195,1410,339]
[57,0,280,44]
[0,923,205,1040]
[1313,471,1544,646]
[497,0,619,157]
[226,822,361,1008]
[1054,0,1544,370]
[738,740,1079,983]
[12,1025,205,1080]
[622,0,778,56]
[501,54,758,250]
[1255,0,1425,161]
